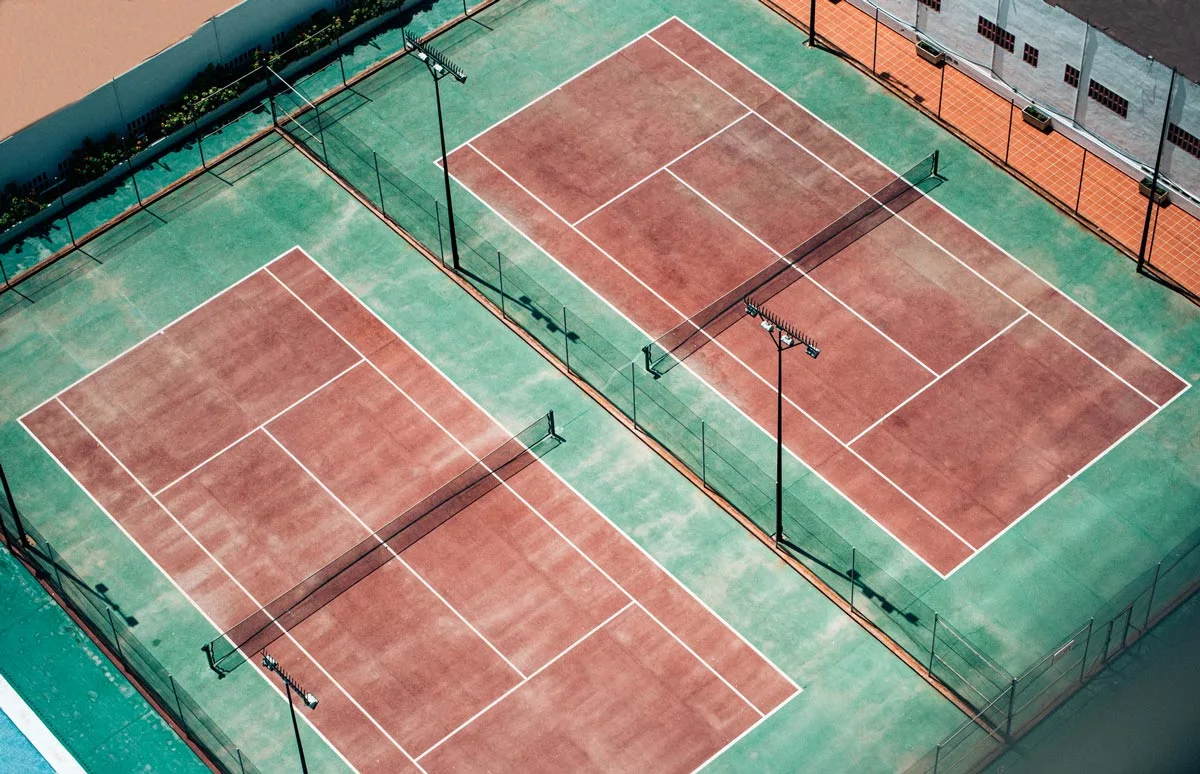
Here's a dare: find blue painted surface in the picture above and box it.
[0,706,54,774]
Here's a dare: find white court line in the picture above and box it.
[0,672,85,774]
[416,601,635,761]
[258,275,526,681]
[572,111,753,226]
[269,254,769,718]
[16,245,304,423]
[649,19,1188,407]
[691,687,798,774]
[464,141,977,553]
[661,165,938,377]
[52,398,425,770]
[154,358,364,495]
[649,17,1194,575]
[946,382,1194,575]
[296,257,803,693]
[446,160,952,578]
[848,312,1029,446]
[16,394,364,774]
[448,16,677,157]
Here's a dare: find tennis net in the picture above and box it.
[203,412,561,675]
[642,151,939,376]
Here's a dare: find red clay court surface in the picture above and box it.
[446,17,1191,577]
[20,247,798,774]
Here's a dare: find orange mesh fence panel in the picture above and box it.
[1077,153,1146,252]
[813,0,876,66]
[873,21,942,109]
[1148,203,1200,298]
[938,67,1010,159]
[1007,112,1088,208]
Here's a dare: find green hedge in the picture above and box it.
[0,0,408,246]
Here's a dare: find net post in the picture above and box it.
[0,460,29,548]
[373,152,385,212]
[1145,561,1162,630]
[928,612,940,675]
[562,307,570,371]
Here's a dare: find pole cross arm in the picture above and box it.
[404,30,467,83]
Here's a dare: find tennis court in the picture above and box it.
[19,246,797,773]
[447,17,1190,577]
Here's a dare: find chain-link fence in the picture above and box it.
[762,0,1200,303]
[0,463,261,774]
[267,67,1200,769]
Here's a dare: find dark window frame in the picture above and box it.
[1087,79,1129,118]
[977,16,1015,53]
[1167,123,1200,159]
[917,0,941,10]
[1065,64,1081,88]
[1022,43,1039,67]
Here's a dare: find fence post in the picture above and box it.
[871,9,879,73]
[127,158,143,207]
[1080,618,1094,682]
[849,547,856,611]
[435,201,445,264]
[562,307,570,371]
[928,613,940,675]
[106,608,124,658]
[60,189,78,247]
[1145,561,1162,630]
[936,62,946,117]
[1100,617,1115,664]
[374,152,384,213]
[700,421,707,486]
[1003,100,1015,164]
[932,742,943,773]
[1074,152,1087,213]
[169,674,184,718]
[630,363,638,427]
[338,49,347,86]
[1137,67,1178,272]
[0,461,29,548]
[807,0,816,47]
[237,748,246,774]
[194,120,207,168]
[497,252,507,318]
[1004,677,1017,741]
[45,542,64,590]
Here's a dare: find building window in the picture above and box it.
[917,0,941,10]
[1087,79,1129,118]
[977,16,1015,53]
[1064,64,1081,88]
[1167,123,1200,159]
[1022,44,1039,67]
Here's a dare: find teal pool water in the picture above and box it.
[0,674,80,774]
[0,705,55,774]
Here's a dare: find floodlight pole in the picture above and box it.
[262,654,317,774]
[744,299,820,544]
[406,31,468,272]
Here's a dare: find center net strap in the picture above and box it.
[643,151,939,376]
[203,412,560,675]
